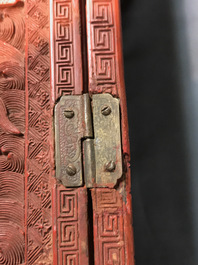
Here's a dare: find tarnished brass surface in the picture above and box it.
[92,94,123,187]
[55,94,92,187]
[55,93,122,188]
[83,138,96,187]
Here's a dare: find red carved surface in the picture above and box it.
[0,4,25,265]
[87,1,135,264]
[0,0,134,264]
[50,1,89,264]
[51,0,83,100]
[92,189,125,265]
[86,0,118,96]
[86,0,130,154]
[54,187,89,265]
[25,0,53,263]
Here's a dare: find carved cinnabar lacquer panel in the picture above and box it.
[0,0,134,264]
[0,4,25,264]
[26,0,53,263]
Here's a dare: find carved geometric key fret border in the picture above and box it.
[52,0,83,100]
[92,188,125,265]
[87,1,135,265]
[87,0,118,96]
[51,1,88,265]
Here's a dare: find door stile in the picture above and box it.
[86,0,135,264]
[50,0,89,264]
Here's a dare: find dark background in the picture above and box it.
[121,0,197,264]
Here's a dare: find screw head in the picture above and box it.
[66,164,76,176]
[105,161,116,172]
[64,109,74,119]
[101,105,111,116]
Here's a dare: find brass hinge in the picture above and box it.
[54,93,123,188]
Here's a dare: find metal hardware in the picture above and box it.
[64,109,75,119]
[89,93,122,187]
[55,93,122,188]
[105,161,116,172]
[83,138,96,187]
[101,105,111,116]
[66,164,77,176]
[55,94,92,187]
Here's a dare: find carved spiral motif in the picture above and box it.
[0,12,14,42]
[0,90,25,133]
[0,7,25,51]
[0,61,24,91]
[0,4,25,265]
[0,135,24,173]
[0,171,23,201]
[0,40,23,62]
[0,201,23,225]
[0,224,24,265]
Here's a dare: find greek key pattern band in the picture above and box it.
[51,0,83,100]
[87,0,119,96]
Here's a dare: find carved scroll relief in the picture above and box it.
[0,4,25,265]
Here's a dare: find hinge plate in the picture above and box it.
[55,93,122,188]
[54,94,92,187]
[85,94,123,187]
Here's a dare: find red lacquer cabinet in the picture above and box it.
[0,0,135,264]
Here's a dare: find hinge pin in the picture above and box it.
[64,109,74,119]
[66,164,77,176]
[105,160,116,172]
[101,105,111,116]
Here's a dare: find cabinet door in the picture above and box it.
[0,0,134,264]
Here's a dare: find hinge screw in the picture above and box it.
[66,164,77,176]
[105,160,116,172]
[101,105,111,116]
[64,109,74,119]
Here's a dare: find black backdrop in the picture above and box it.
[121,1,196,264]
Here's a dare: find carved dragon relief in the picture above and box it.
[0,4,25,265]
